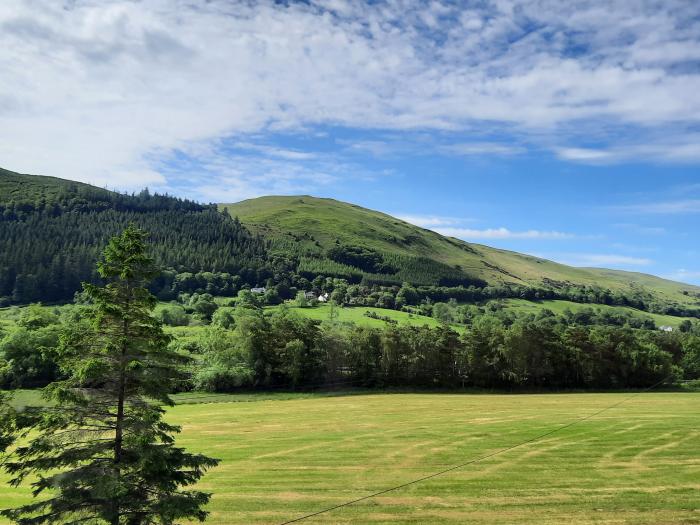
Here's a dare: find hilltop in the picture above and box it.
[0,167,109,201]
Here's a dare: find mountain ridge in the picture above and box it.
[221,195,700,305]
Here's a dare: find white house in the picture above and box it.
[318,293,329,302]
[659,325,674,332]
[251,287,267,294]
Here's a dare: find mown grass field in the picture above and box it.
[1,392,698,524]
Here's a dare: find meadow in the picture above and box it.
[1,391,698,524]
[264,303,465,331]
[1,297,692,341]
[501,298,695,328]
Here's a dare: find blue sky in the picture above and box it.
[1,1,699,283]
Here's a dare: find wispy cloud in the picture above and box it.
[556,148,613,162]
[157,140,376,202]
[555,254,653,267]
[556,135,700,164]
[613,223,667,235]
[440,142,525,156]
[341,140,396,157]
[436,227,574,240]
[396,213,576,241]
[2,0,700,187]
[663,269,700,284]
[231,142,317,160]
[614,200,700,215]
[395,214,471,228]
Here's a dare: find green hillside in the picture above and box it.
[221,195,700,305]
[0,167,108,201]
[264,303,465,331]
[500,298,694,328]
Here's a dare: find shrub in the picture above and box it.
[158,304,189,326]
[211,307,236,329]
[0,326,60,388]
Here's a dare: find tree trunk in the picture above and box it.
[112,287,131,525]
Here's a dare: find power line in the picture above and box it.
[277,376,672,524]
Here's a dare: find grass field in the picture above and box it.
[501,298,695,328]
[265,303,465,331]
[1,392,698,524]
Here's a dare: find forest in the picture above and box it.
[0,177,270,304]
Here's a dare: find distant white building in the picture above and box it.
[251,287,267,294]
[304,291,317,300]
[659,325,674,332]
[318,293,329,302]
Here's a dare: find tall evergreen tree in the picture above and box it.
[0,391,15,454]
[1,226,219,525]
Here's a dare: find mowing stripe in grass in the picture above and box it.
[278,375,674,524]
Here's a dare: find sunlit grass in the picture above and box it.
[1,392,698,524]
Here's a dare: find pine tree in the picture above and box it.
[0,391,15,454]
[1,226,219,525]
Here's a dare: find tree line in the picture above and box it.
[5,294,699,393]
[189,306,700,392]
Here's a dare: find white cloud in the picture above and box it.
[341,140,396,157]
[158,140,386,202]
[395,214,472,228]
[556,148,613,161]
[436,227,574,240]
[1,0,700,188]
[440,142,525,156]
[663,269,700,284]
[557,136,700,164]
[231,142,317,160]
[555,254,653,267]
[614,200,700,215]
[395,213,576,240]
[613,223,667,235]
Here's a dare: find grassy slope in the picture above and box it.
[265,303,464,331]
[221,196,700,306]
[0,302,460,341]
[0,167,109,201]
[501,298,694,328]
[2,392,698,524]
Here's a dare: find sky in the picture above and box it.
[1,0,699,284]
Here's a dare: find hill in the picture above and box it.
[0,166,110,201]
[0,168,269,304]
[222,195,700,310]
[2,168,699,316]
